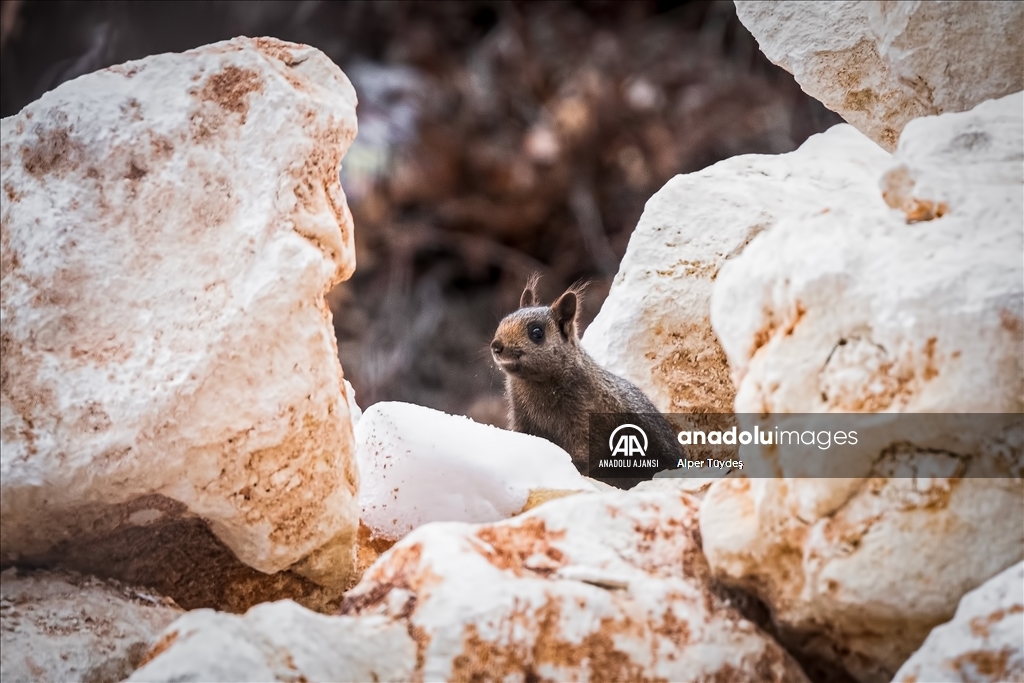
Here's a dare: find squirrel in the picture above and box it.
[490,275,679,489]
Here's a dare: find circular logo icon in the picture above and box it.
[608,423,648,457]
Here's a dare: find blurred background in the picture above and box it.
[0,0,842,424]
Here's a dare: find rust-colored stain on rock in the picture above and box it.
[340,542,426,616]
[904,198,949,224]
[968,603,1024,638]
[219,409,345,550]
[750,307,777,357]
[137,629,179,668]
[922,337,939,381]
[654,608,692,647]
[106,63,144,78]
[199,65,264,123]
[474,518,567,577]
[0,222,20,280]
[253,37,302,65]
[783,302,806,336]
[999,308,1023,335]
[3,181,20,203]
[450,597,664,683]
[950,647,1014,680]
[20,120,86,179]
[653,320,735,413]
[518,489,582,514]
[352,520,398,586]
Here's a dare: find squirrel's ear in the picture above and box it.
[520,287,535,309]
[519,273,541,308]
[551,290,578,340]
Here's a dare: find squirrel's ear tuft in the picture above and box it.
[566,279,589,303]
[520,272,541,308]
[551,290,578,340]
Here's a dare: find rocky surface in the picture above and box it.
[0,568,182,683]
[10,512,354,617]
[582,123,891,414]
[1,6,1021,682]
[342,489,810,682]
[734,1,1024,150]
[131,489,810,682]
[127,600,415,683]
[893,561,1024,683]
[700,93,1024,682]
[701,476,1023,683]
[712,91,1023,417]
[356,401,596,543]
[0,37,360,591]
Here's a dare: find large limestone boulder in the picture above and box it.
[712,91,1023,417]
[1,38,360,589]
[356,401,596,543]
[128,601,416,683]
[893,561,1024,683]
[734,1,1024,151]
[0,568,182,683]
[701,93,1024,682]
[341,490,810,682]
[581,124,891,413]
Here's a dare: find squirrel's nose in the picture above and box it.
[491,339,504,355]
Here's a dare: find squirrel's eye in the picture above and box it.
[528,325,545,342]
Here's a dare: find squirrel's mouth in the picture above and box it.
[495,356,523,374]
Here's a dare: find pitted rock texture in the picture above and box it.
[0,568,182,683]
[734,1,1024,150]
[341,490,810,682]
[894,561,1024,683]
[702,93,1024,682]
[582,124,891,414]
[0,37,360,588]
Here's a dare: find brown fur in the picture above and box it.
[491,276,678,489]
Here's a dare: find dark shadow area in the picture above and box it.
[6,495,344,614]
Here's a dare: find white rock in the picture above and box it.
[894,561,1024,683]
[343,378,362,425]
[880,92,1024,226]
[355,401,596,541]
[712,91,1023,416]
[128,600,416,683]
[636,475,719,498]
[342,489,810,682]
[701,95,1024,682]
[0,568,182,683]
[0,37,360,586]
[734,1,1024,150]
[701,477,1024,683]
[582,123,891,413]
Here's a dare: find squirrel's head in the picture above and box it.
[491,275,585,382]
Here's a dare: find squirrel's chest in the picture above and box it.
[511,381,588,429]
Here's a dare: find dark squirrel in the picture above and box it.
[490,275,679,489]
